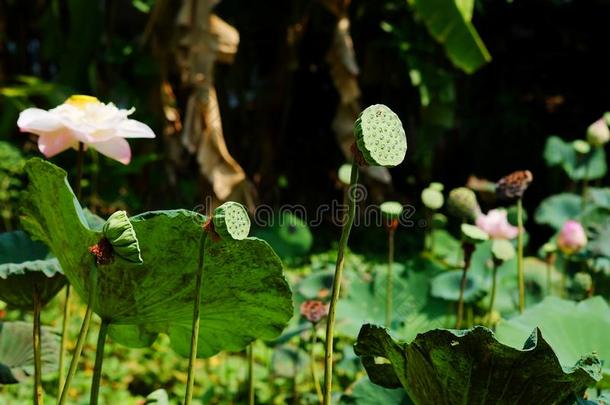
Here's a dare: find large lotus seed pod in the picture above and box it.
[102,211,143,264]
[421,186,444,210]
[212,202,251,241]
[495,170,533,200]
[447,187,480,221]
[587,118,610,147]
[379,201,403,220]
[354,104,407,167]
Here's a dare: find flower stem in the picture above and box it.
[184,229,207,405]
[58,285,70,392]
[385,227,395,328]
[323,161,359,405]
[89,319,109,405]
[247,344,255,405]
[33,286,42,405]
[486,262,499,327]
[58,265,97,405]
[455,243,474,329]
[561,255,569,298]
[517,198,525,313]
[310,324,323,403]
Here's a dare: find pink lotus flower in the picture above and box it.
[557,220,587,255]
[475,209,519,240]
[18,95,155,165]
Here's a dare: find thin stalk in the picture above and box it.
[385,227,395,328]
[33,287,42,405]
[517,198,525,313]
[89,319,109,405]
[561,256,569,298]
[58,265,98,405]
[582,154,591,211]
[486,262,499,327]
[322,161,359,405]
[309,324,323,404]
[546,255,552,296]
[455,243,474,329]
[248,344,255,405]
[59,142,85,391]
[184,230,207,405]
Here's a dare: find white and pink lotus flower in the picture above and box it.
[475,208,519,240]
[17,95,155,164]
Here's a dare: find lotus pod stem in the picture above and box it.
[517,198,525,312]
[247,344,255,405]
[455,242,475,329]
[310,324,323,403]
[89,318,109,405]
[323,160,359,405]
[33,286,42,405]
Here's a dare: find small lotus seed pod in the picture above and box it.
[495,170,533,200]
[431,213,448,228]
[491,239,516,262]
[338,163,352,185]
[429,182,444,192]
[586,118,610,147]
[573,272,593,296]
[212,201,251,241]
[461,223,489,245]
[572,140,591,154]
[421,186,444,210]
[101,210,142,264]
[353,104,407,167]
[447,187,480,221]
[380,201,403,219]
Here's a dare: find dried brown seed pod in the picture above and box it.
[496,170,533,200]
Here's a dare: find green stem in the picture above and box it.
[385,228,395,328]
[561,255,569,298]
[75,142,84,199]
[582,155,591,211]
[89,319,109,405]
[33,287,42,405]
[323,161,359,405]
[58,265,97,405]
[184,229,207,405]
[248,344,255,405]
[517,198,525,313]
[487,262,499,327]
[546,256,552,296]
[310,324,323,404]
[58,285,70,392]
[455,243,474,329]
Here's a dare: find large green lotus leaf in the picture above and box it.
[20,158,293,358]
[412,0,491,74]
[430,270,486,303]
[0,230,65,308]
[535,193,582,230]
[354,324,601,404]
[253,212,313,260]
[338,260,452,341]
[544,136,607,180]
[496,296,610,387]
[0,321,59,384]
[340,377,412,405]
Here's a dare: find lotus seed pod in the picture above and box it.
[447,187,480,221]
[573,272,593,295]
[353,104,407,167]
[101,210,143,264]
[212,201,251,241]
[572,140,591,154]
[496,170,533,200]
[461,223,489,245]
[586,118,610,147]
[431,213,448,228]
[429,182,444,192]
[338,163,352,185]
[380,201,403,219]
[491,239,516,262]
[421,186,444,210]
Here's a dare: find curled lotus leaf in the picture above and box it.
[102,210,143,264]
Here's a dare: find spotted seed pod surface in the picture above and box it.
[212,202,251,241]
[354,104,407,167]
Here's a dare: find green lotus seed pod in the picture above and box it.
[431,213,448,228]
[212,201,251,241]
[572,139,591,154]
[353,104,407,167]
[429,182,444,192]
[447,187,480,221]
[380,201,403,219]
[542,242,556,255]
[421,187,444,210]
[102,211,143,264]
[586,118,610,147]
[491,239,516,262]
[338,163,352,185]
[573,272,593,294]
[461,223,489,245]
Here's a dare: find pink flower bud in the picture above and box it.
[557,220,587,255]
[475,209,519,240]
[300,300,329,324]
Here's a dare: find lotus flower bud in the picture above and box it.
[421,185,444,210]
[300,300,329,324]
[99,210,143,264]
[496,170,533,200]
[586,118,610,147]
[447,187,480,221]
[212,202,250,241]
[353,104,407,167]
[557,220,587,255]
